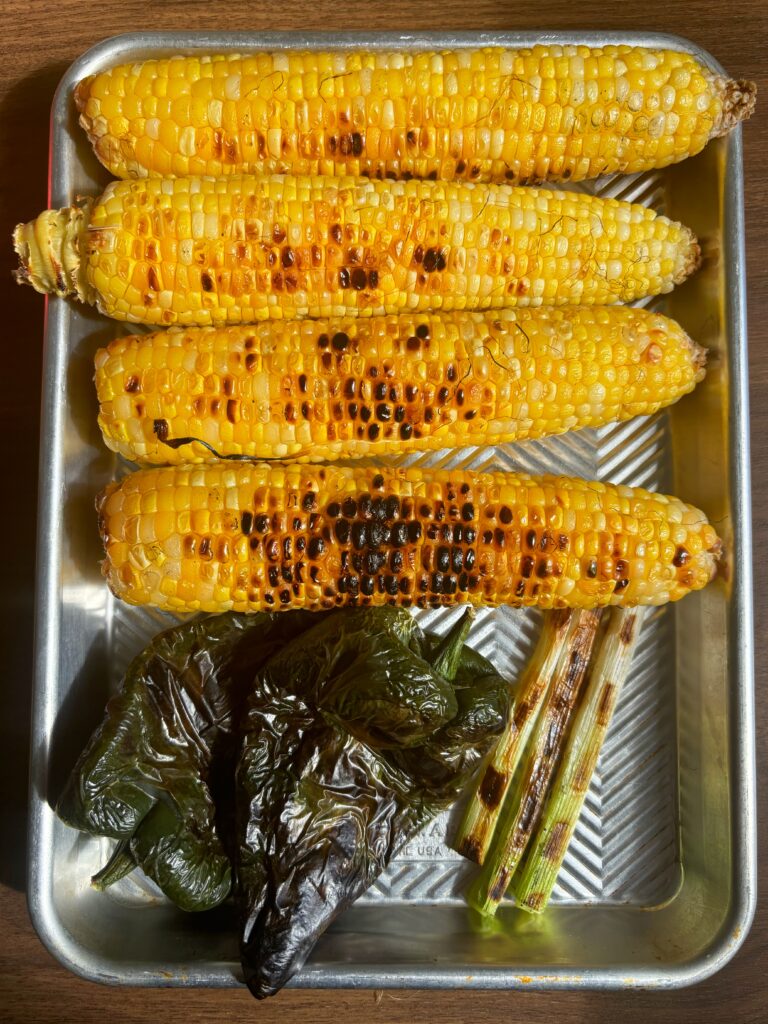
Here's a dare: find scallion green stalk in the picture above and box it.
[468,608,602,916]
[511,607,644,913]
[452,609,575,865]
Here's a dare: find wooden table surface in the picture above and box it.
[1,3,764,1021]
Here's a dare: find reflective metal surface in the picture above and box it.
[28,30,756,990]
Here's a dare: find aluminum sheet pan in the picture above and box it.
[28,30,756,991]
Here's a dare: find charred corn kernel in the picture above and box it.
[95,307,706,465]
[75,47,756,183]
[13,175,700,326]
[97,462,721,614]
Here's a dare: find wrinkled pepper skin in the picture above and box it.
[57,605,509,995]
[57,610,321,910]
[236,608,509,997]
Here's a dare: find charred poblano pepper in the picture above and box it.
[236,607,509,998]
[56,610,322,911]
[56,605,509,997]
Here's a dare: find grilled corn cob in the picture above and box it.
[95,307,706,464]
[14,175,700,326]
[75,47,756,183]
[98,463,721,614]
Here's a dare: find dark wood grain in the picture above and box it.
[0,3,764,1021]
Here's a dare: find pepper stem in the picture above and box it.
[430,607,475,682]
[91,838,136,891]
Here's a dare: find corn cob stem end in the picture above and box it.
[691,339,708,377]
[714,79,757,137]
[676,227,702,284]
[13,204,91,299]
[73,76,93,115]
[679,329,707,381]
